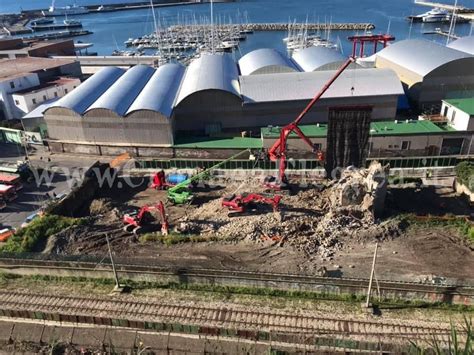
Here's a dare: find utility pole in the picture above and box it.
[106,234,124,293]
[365,242,378,308]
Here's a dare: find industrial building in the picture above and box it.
[44,53,404,152]
[375,39,474,109]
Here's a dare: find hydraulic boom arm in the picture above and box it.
[266,56,356,187]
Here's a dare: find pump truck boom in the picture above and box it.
[265,56,356,190]
[167,149,250,205]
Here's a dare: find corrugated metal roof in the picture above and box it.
[292,46,346,72]
[240,68,404,103]
[86,64,155,115]
[126,63,185,117]
[175,53,240,105]
[376,39,472,77]
[447,36,474,55]
[50,66,125,114]
[238,48,298,75]
[22,98,59,119]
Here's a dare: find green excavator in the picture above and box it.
[167,149,250,205]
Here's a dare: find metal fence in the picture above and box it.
[136,155,473,171]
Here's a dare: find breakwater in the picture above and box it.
[171,22,376,32]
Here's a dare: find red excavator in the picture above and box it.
[265,56,356,191]
[222,193,281,215]
[150,170,173,190]
[122,201,169,236]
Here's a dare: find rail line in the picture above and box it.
[0,257,473,305]
[0,290,454,343]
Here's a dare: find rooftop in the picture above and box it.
[0,57,76,82]
[261,119,456,138]
[12,77,79,95]
[444,98,474,115]
[173,137,262,149]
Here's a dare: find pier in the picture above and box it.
[171,23,376,32]
[423,29,460,40]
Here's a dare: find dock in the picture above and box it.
[24,30,93,41]
[171,22,376,32]
[423,29,460,40]
[30,23,83,32]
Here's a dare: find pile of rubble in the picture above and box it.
[177,162,399,259]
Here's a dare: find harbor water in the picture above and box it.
[1,0,473,56]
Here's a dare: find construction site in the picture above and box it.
[0,48,473,352]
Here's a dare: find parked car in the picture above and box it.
[21,212,40,228]
[0,227,16,242]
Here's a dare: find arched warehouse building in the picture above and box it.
[44,64,184,149]
[375,39,474,109]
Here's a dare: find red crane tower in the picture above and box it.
[348,34,395,57]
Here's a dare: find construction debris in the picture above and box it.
[175,162,396,260]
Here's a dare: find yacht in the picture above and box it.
[63,19,82,26]
[422,8,450,22]
[408,8,449,22]
[29,18,54,26]
[42,0,89,17]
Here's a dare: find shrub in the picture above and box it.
[455,161,474,190]
[1,214,84,253]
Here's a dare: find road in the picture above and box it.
[0,143,100,229]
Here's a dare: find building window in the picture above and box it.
[32,98,36,105]
[54,92,58,97]
[65,88,68,94]
[401,141,411,150]
[9,82,15,89]
[443,106,449,117]
[73,86,77,89]
[14,100,20,105]
[43,95,47,101]
[451,110,456,123]
[314,143,322,151]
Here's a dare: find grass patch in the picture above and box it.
[139,232,220,246]
[0,214,85,253]
[403,214,474,245]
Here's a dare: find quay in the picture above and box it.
[25,30,93,41]
[171,22,376,32]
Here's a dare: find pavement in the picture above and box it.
[0,143,100,230]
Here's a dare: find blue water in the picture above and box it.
[1,0,473,55]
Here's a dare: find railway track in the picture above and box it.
[0,257,473,305]
[0,290,454,343]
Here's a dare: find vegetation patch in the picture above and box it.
[139,232,220,246]
[0,215,85,253]
[404,214,474,245]
[455,161,474,191]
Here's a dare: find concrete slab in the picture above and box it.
[103,328,136,351]
[167,334,206,353]
[11,323,44,343]
[71,327,106,347]
[0,322,14,342]
[135,332,168,352]
[41,325,74,345]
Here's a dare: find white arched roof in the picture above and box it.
[85,64,155,116]
[376,39,472,77]
[126,63,185,117]
[49,66,125,114]
[292,46,346,72]
[447,36,474,55]
[175,53,240,105]
[238,48,298,75]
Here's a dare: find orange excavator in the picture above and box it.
[222,193,281,215]
[122,201,169,236]
[265,56,356,191]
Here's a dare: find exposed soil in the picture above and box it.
[44,171,474,284]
